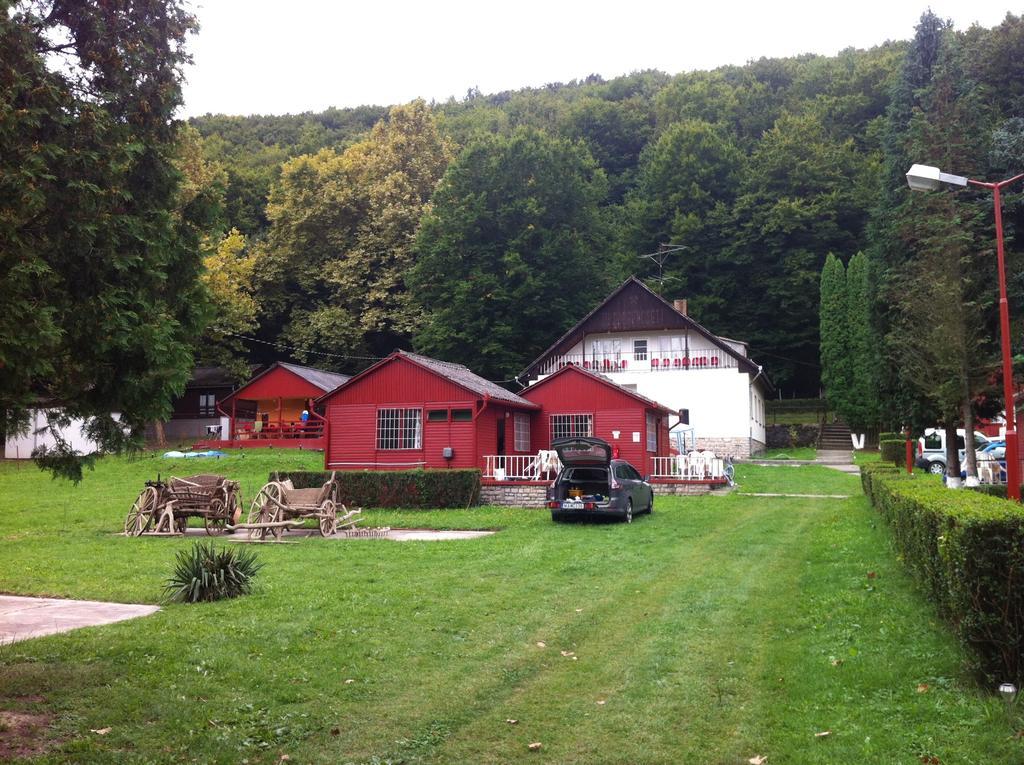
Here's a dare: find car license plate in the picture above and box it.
[561,500,584,509]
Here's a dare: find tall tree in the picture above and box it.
[410,128,611,380]
[819,254,850,416]
[0,0,212,480]
[843,252,879,431]
[258,100,454,365]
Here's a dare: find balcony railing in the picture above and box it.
[535,349,737,377]
[483,454,562,481]
[651,454,727,480]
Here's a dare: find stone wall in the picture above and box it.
[479,482,548,508]
[696,436,757,459]
[652,481,717,496]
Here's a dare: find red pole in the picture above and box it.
[992,182,1021,500]
[905,433,913,474]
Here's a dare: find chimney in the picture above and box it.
[673,299,688,316]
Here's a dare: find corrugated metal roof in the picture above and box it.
[398,351,537,408]
[278,362,351,392]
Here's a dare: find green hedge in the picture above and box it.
[879,432,903,442]
[879,438,907,466]
[861,463,1024,683]
[271,469,481,509]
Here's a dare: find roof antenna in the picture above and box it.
[637,243,686,295]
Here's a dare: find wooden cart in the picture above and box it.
[124,474,242,537]
[244,472,358,540]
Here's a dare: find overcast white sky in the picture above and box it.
[181,1,1020,118]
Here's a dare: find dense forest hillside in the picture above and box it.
[189,11,1024,403]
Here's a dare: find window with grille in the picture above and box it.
[514,413,531,451]
[377,408,422,449]
[199,392,216,417]
[550,414,593,441]
[633,339,647,361]
[646,413,658,452]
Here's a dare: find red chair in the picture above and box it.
[621,360,628,369]
[674,358,682,367]
[603,359,612,370]
[583,360,591,369]
[681,357,690,367]
[711,356,720,367]
[697,356,708,366]
[651,358,659,368]
[662,358,670,369]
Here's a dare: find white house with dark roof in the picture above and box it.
[520,277,772,457]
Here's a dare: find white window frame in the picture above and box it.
[376,407,422,450]
[199,392,216,418]
[550,414,593,441]
[514,413,531,452]
[633,339,648,361]
[646,413,658,452]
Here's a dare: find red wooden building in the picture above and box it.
[317,351,539,470]
[519,364,672,478]
[195,361,350,450]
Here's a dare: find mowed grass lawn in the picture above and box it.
[1,452,1020,763]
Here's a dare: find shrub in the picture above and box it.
[766,424,820,449]
[879,438,907,466]
[879,432,903,442]
[273,469,481,509]
[861,463,1024,683]
[164,542,263,604]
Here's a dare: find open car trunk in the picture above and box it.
[554,466,610,502]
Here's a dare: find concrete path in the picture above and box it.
[217,528,496,543]
[0,595,159,645]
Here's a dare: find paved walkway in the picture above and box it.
[0,595,159,645]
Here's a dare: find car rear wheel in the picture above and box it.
[647,493,654,514]
[624,500,633,524]
[928,461,946,475]
[551,511,566,523]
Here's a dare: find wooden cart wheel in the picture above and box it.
[204,498,226,536]
[227,487,243,526]
[318,499,337,537]
[124,487,158,536]
[248,483,283,541]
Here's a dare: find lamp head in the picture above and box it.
[999,682,1017,699]
[906,164,969,192]
[907,164,942,192]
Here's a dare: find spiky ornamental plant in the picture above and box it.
[164,542,264,604]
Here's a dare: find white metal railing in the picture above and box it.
[651,454,726,480]
[535,349,737,377]
[483,454,561,481]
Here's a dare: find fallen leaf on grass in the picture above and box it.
[279,756,291,762]
[90,727,112,735]
[528,742,542,751]
[917,683,930,693]
[536,641,546,648]
[506,719,518,725]
[560,651,575,657]
[867,571,877,579]
[330,727,340,736]
[748,756,767,765]
[814,730,831,738]
[830,658,843,667]
[919,756,941,764]
[575,608,583,613]
[596,700,606,706]
[344,679,355,684]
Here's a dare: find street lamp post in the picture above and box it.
[906,164,1024,501]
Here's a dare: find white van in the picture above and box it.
[915,428,991,474]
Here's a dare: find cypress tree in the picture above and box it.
[819,254,851,418]
[845,252,878,431]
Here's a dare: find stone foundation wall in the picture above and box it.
[696,436,757,459]
[652,482,716,496]
[479,483,548,508]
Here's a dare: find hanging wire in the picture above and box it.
[217,329,521,385]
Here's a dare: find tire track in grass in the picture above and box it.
[321,502,748,763]
[417,498,819,764]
